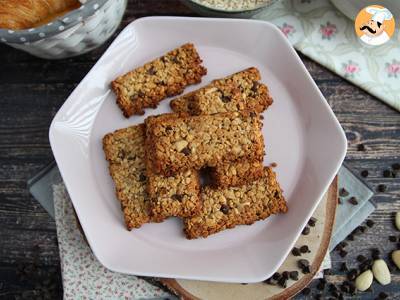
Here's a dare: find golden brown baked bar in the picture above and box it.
[0,0,80,30]
[169,67,272,115]
[103,124,151,230]
[184,167,288,239]
[211,160,264,188]
[147,169,201,221]
[111,43,207,117]
[145,111,265,176]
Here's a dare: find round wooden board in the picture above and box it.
[160,177,338,300]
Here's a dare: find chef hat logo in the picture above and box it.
[354,5,396,46]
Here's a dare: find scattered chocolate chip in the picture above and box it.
[281,271,289,280]
[348,282,356,294]
[302,265,311,274]
[181,147,191,156]
[339,188,349,197]
[347,233,354,241]
[340,262,348,272]
[147,67,156,75]
[371,248,381,260]
[270,162,277,167]
[302,226,310,235]
[359,225,366,233]
[260,115,264,120]
[249,111,257,118]
[329,283,338,292]
[347,269,358,281]
[139,174,147,182]
[340,283,349,293]
[392,163,400,171]
[240,283,248,285]
[166,125,172,131]
[317,278,326,290]
[389,235,397,242]
[221,95,231,103]
[357,255,367,262]
[348,197,358,205]
[377,184,387,192]
[340,241,348,247]
[272,272,281,281]
[277,277,287,288]
[300,245,310,253]
[314,294,322,300]
[251,81,259,93]
[298,259,309,268]
[357,144,365,151]
[302,287,311,295]
[335,244,343,252]
[172,194,184,201]
[338,197,342,204]
[291,247,301,256]
[361,170,369,177]
[220,204,230,214]
[340,249,348,258]
[378,291,389,299]
[289,271,298,280]
[383,169,392,178]
[308,217,317,227]
[366,219,375,228]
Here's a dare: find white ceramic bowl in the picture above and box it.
[0,0,127,59]
[49,17,346,283]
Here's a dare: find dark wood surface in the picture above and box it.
[0,1,399,299]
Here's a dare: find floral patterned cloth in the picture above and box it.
[53,184,171,300]
[253,0,400,111]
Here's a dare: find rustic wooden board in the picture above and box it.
[160,178,337,300]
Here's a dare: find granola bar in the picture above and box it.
[111,43,207,117]
[103,124,151,230]
[147,169,201,221]
[184,167,288,239]
[145,111,265,176]
[169,67,272,115]
[211,160,264,188]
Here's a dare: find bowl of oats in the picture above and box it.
[181,0,279,18]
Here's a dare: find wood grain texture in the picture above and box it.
[0,1,399,299]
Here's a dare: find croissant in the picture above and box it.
[0,0,81,30]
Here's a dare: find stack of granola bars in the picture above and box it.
[103,43,287,239]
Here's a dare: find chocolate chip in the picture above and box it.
[302,226,310,235]
[302,265,311,274]
[348,282,356,294]
[250,111,257,118]
[340,241,348,247]
[147,67,156,75]
[181,147,191,156]
[347,269,358,281]
[166,125,172,131]
[292,247,301,256]
[329,283,338,292]
[359,225,366,233]
[220,204,230,214]
[251,81,259,92]
[392,163,400,171]
[278,277,287,288]
[221,95,231,103]
[339,249,348,257]
[357,255,367,262]
[317,278,326,290]
[347,234,354,241]
[282,271,289,280]
[302,287,311,295]
[357,144,365,151]
[379,291,389,299]
[270,162,277,168]
[308,217,317,227]
[314,294,322,300]
[272,272,281,280]
[324,268,332,275]
[339,187,349,197]
[139,174,147,182]
[338,197,342,204]
[383,169,392,178]
[389,235,397,242]
[298,259,309,268]
[361,170,369,177]
[366,219,375,228]
[340,262,348,272]
[300,245,310,253]
[172,194,184,201]
[371,248,381,259]
[348,197,358,205]
[377,184,387,192]
[289,271,298,280]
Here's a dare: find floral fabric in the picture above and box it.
[53,184,171,300]
[253,0,400,111]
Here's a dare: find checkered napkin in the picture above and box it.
[28,163,373,298]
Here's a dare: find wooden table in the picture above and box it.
[0,1,399,299]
